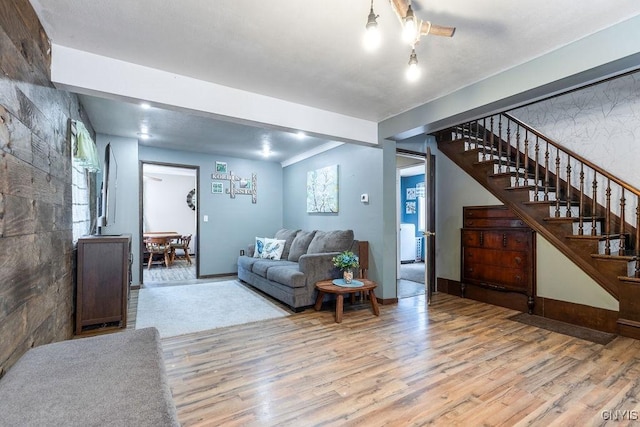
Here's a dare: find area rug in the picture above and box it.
[399,262,425,284]
[508,313,616,345]
[136,280,291,338]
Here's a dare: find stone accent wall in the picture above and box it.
[0,0,93,376]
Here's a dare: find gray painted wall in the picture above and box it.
[139,146,283,276]
[282,143,394,298]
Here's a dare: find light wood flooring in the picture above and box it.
[149,291,640,426]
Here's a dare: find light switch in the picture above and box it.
[360,193,369,203]
[203,215,209,222]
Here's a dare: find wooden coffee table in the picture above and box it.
[314,279,380,323]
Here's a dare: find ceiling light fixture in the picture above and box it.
[262,144,272,157]
[296,131,306,139]
[137,132,151,140]
[406,48,421,82]
[363,0,381,52]
[363,0,455,82]
[140,103,151,109]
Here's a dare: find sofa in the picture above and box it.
[0,328,179,426]
[237,229,360,311]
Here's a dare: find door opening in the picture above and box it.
[140,162,200,285]
[396,148,436,301]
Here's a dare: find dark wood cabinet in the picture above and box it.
[461,206,536,313]
[76,235,131,335]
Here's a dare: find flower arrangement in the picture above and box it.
[332,251,359,271]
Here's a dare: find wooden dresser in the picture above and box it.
[461,205,536,313]
[76,234,132,335]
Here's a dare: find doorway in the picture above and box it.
[140,162,199,286]
[396,149,436,299]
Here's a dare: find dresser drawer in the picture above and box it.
[463,247,530,269]
[464,205,525,228]
[461,229,532,250]
[462,263,530,292]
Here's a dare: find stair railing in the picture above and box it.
[451,112,640,278]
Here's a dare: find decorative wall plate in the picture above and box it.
[186,189,197,210]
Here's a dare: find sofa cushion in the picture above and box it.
[266,266,306,288]
[261,238,286,260]
[288,230,317,262]
[307,230,354,254]
[238,255,261,272]
[274,228,300,260]
[252,259,298,277]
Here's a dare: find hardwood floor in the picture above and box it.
[153,292,640,426]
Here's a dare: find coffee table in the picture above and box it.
[314,279,380,323]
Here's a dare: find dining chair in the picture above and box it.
[145,237,172,269]
[170,234,193,265]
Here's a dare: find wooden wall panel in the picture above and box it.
[0,0,93,376]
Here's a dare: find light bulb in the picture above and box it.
[363,4,381,52]
[363,26,381,51]
[406,49,421,82]
[402,4,418,44]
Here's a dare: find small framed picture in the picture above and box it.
[211,181,224,194]
[406,188,416,200]
[406,201,416,214]
[239,178,251,189]
[215,161,227,174]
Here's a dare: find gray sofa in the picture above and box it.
[238,229,359,311]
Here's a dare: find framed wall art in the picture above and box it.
[307,164,338,213]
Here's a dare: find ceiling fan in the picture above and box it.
[364,0,455,81]
[389,0,456,43]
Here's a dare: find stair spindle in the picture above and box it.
[515,126,521,187]
[498,116,503,173]
[481,118,487,161]
[579,163,584,236]
[605,179,611,255]
[636,199,640,278]
[544,141,550,202]
[555,148,561,218]
[619,189,626,256]
[566,156,572,217]
[489,117,495,161]
[534,135,540,202]
[591,174,598,236]
[506,122,512,174]
[523,130,529,187]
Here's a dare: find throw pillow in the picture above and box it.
[307,229,354,254]
[274,228,301,260]
[261,238,286,260]
[253,237,266,258]
[287,230,316,262]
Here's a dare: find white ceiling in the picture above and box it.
[29,0,640,162]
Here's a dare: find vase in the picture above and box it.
[343,269,354,284]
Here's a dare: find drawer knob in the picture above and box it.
[515,257,522,265]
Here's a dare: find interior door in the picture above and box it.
[424,147,436,304]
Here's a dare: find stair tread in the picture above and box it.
[591,253,635,261]
[544,216,604,222]
[566,234,627,240]
[618,276,640,284]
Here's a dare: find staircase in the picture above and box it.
[436,113,640,339]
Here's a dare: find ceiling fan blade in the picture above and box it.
[421,22,456,37]
[390,0,409,25]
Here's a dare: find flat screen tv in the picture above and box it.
[96,142,117,234]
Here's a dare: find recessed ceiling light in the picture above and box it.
[296,131,306,139]
[137,132,151,140]
[262,144,272,157]
[140,103,151,109]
